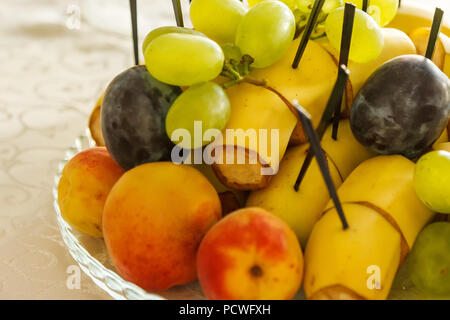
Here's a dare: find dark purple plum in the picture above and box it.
[350,55,450,159]
[101,65,182,170]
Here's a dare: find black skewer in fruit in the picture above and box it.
[172,0,184,27]
[129,0,139,65]
[292,0,325,69]
[293,4,355,191]
[350,7,450,160]
[426,7,444,60]
[294,102,349,230]
[362,0,369,13]
[294,65,350,191]
[331,3,355,140]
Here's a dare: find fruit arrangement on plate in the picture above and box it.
[56,0,450,300]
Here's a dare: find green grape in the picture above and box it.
[325,7,383,63]
[249,0,299,10]
[408,222,450,296]
[235,1,295,68]
[296,0,313,12]
[190,0,247,44]
[297,0,342,13]
[414,150,450,214]
[144,33,224,86]
[142,26,205,55]
[221,43,242,61]
[166,82,231,149]
[345,0,398,26]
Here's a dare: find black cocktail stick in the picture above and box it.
[294,102,349,230]
[292,0,325,69]
[294,65,350,191]
[172,0,184,27]
[129,0,139,65]
[331,3,355,140]
[362,0,369,12]
[425,8,444,60]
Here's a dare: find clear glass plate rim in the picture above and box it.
[53,128,165,300]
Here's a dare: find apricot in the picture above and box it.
[57,147,124,237]
[103,162,221,291]
[197,207,303,300]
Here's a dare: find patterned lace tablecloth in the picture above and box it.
[0,0,447,299]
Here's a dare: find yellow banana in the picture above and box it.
[433,126,449,149]
[443,34,450,77]
[305,155,434,300]
[304,203,402,300]
[252,38,338,133]
[323,156,435,251]
[246,143,342,248]
[211,81,298,190]
[212,38,338,190]
[433,142,450,152]
[408,27,450,82]
[387,0,450,37]
[246,120,373,247]
[88,94,105,146]
[319,120,375,179]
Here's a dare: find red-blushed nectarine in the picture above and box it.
[197,207,304,300]
[57,147,124,237]
[102,162,222,291]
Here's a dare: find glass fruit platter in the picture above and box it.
[52,130,447,300]
[53,0,450,300]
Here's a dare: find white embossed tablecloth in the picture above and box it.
[0,0,447,300]
[0,0,192,299]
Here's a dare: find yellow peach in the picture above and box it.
[197,207,303,300]
[103,162,221,291]
[57,147,124,237]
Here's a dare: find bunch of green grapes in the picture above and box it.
[191,0,296,68]
[143,27,231,149]
[142,0,302,150]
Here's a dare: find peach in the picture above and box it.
[102,162,222,291]
[57,147,124,237]
[197,207,304,300]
